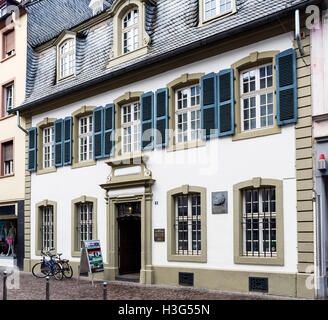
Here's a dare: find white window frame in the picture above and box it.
[43,126,55,169]
[203,0,233,21]
[42,206,54,251]
[240,63,274,132]
[59,39,76,79]
[77,202,93,250]
[175,193,201,256]
[175,85,201,144]
[242,187,277,258]
[122,8,139,54]
[78,115,93,162]
[121,102,141,154]
[4,83,14,116]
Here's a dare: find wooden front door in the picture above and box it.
[118,216,141,275]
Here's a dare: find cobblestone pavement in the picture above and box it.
[0,272,300,300]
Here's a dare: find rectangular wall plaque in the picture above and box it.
[154,229,165,242]
[212,192,228,214]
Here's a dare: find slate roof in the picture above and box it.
[18,0,316,110]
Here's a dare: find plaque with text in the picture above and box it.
[154,229,165,242]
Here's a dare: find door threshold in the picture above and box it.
[116,273,140,283]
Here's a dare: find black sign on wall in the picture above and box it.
[0,205,16,216]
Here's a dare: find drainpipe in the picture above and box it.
[295,9,305,56]
[16,111,28,135]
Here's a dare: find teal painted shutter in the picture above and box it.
[276,49,298,125]
[218,69,235,136]
[201,73,217,139]
[54,119,64,167]
[93,107,104,159]
[28,127,37,172]
[141,91,154,151]
[63,117,72,165]
[104,104,115,158]
[155,88,169,148]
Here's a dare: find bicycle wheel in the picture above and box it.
[32,262,50,278]
[53,263,63,280]
[62,262,73,279]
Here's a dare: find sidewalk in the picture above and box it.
[0,272,302,300]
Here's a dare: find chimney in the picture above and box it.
[89,0,104,16]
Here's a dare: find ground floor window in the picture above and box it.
[77,202,93,250]
[242,187,276,257]
[42,206,54,251]
[0,219,17,257]
[175,194,201,255]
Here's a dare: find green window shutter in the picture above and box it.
[155,88,169,148]
[201,73,218,139]
[28,127,37,172]
[218,68,235,136]
[63,116,72,165]
[104,104,115,158]
[276,49,298,125]
[54,119,64,167]
[141,91,154,151]
[93,107,104,159]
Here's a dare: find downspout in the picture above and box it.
[16,111,28,134]
[295,9,305,56]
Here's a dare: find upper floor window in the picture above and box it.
[122,8,139,54]
[43,126,55,169]
[79,115,93,162]
[204,0,233,21]
[175,85,201,143]
[1,140,13,176]
[2,29,15,59]
[59,39,75,79]
[240,64,274,132]
[4,83,14,116]
[121,102,141,153]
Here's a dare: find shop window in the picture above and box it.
[0,219,17,257]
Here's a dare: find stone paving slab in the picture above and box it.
[0,272,303,300]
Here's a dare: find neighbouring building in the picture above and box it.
[10,0,324,298]
[0,0,28,270]
[311,2,328,298]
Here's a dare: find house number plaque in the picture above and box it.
[154,229,165,242]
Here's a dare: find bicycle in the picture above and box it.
[54,253,73,279]
[32,249,63,280]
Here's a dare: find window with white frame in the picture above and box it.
[204,0,233,20]
[240,64,274,132]
[42,205,54,251]
[4,83,14,116]
[2,141,13,176]
[121,102,141,153]
[175,193,201,255]
[43,126,54,169]
[242,187,277,257]
[59,39,75,79]
[79,115,93,162]
[77,202,93,250]
[175,85,201,143]
[122,8,139,54]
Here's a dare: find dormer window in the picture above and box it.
[107,0,151,68]
[0,5,6,17]
[122,8,139,54]
[59,39,75,79]
[200,0,236,25]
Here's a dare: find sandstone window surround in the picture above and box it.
[107,0,151,68]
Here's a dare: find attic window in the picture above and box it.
[201,0,236,24]
[122,8,139,54]
[0,5,6,17]
[59,39,75,79]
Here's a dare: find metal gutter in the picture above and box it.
[10,0,322,114]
